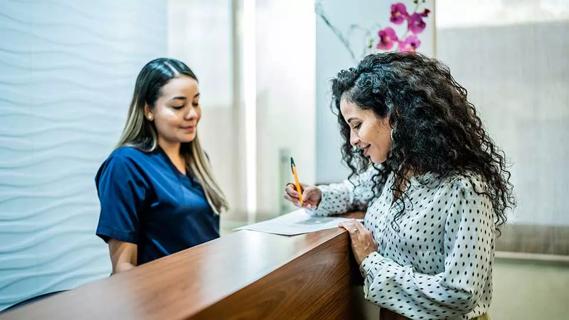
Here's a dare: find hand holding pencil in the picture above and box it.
[284,157,322,209]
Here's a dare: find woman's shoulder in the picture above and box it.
[110,146,149,159]
[414,171,486,193]
[440,171,488,195]
[105,146,158,165]
[99,146,155,173]
[96,146,156,183]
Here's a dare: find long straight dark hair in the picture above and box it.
[117,58,228,214]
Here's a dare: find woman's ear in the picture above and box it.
[144,104,154,121]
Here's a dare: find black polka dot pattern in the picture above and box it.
[312,171,495,319]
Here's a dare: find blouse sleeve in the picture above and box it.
[95,152,149,244]
[311,166,382,216]
[359,177,495,318]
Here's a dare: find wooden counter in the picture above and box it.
[0,214,365,320]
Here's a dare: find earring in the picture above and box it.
[147,115,153,121]
[390,128,394,141]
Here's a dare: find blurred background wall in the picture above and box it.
[437,0,569,226]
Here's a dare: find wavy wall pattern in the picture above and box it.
[0,0,167,310]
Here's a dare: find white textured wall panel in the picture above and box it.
[0,0,167,310]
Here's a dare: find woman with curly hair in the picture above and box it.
[284,52,515,319]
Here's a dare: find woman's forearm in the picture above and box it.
[108,239,138,275]
[112,261,136,274]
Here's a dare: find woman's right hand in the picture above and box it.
[284,183,322,209]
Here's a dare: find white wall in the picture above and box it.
[490,258,569,319]
[436,0,569,225]
[255,0,316,217]
[0,0,167,310]
[354,257,569,320]
[315,0,435,184]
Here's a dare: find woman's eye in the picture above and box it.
[353,123,361,130]
[172,105,184,110]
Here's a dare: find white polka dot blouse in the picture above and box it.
[312,167,495,319]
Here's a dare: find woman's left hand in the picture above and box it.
[339,220,378,265]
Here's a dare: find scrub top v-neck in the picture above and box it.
[95,146,219,265]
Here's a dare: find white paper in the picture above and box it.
[235,209,361,236]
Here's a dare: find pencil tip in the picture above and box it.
[290,157,295,167]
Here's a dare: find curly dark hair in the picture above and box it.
[331,52,515,232]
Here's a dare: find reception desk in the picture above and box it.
[0,213,366,320]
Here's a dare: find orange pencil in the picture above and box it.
[290,157,304,206]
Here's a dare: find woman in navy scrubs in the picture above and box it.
[95,58,229,274]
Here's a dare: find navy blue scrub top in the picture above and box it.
[95,146,219,265]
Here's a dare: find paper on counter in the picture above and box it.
[235,209,361,236]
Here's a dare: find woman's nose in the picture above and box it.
[185,107,197,120]
[350,130,360,147]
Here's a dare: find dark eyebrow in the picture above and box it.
[170,93,199,101]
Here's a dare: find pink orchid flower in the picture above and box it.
[390,3,408,25]
[377,27,398,50]
[398,34,421,52]
[407,12,427,34]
